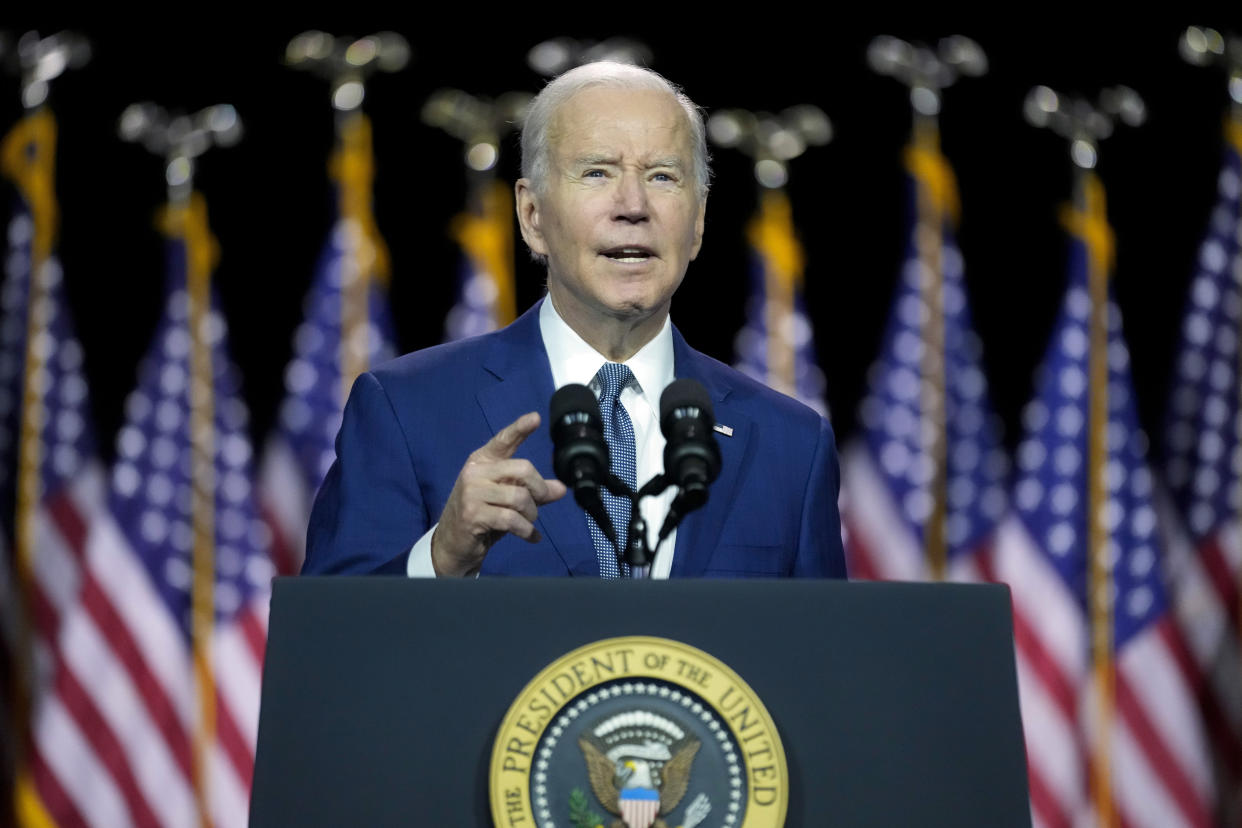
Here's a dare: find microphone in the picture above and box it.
[657,379,721,540]
[550,384,619,550]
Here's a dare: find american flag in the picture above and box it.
[841,144,1008,582]
[1158,117,1242,824]
[258,112,396,576]
[732,188,828,417]
[0,110,108,826]
[35,193,272,826]
[991,173,1213,828]
[443,178,516,341]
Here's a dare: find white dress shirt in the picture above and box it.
[408,297,678,578]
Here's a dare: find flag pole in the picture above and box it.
[1025,80,1143,828]
[868,36,986,580]
[421,82,532,338]
[286,31,408,403]
[1,104,56,823]
[120,102,241,827]
[750,188,801,398]
[705,104,832,403]
[1079,167,1117,828]
[0,30,89,828]
[913,112,950,583]
[334,113,388,406]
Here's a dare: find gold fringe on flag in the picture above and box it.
[0,109,61,828]
[904,126,960,580]
[451,178,517,331]
[1061,171,1117,828]
[331,112,392,406]
[158,193,220,828]
[746,188,804,399]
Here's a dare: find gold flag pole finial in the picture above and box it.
[1026,81,1145,828]
[1179,25,1242,124]
[11,30,91,113]
[869,35,987,581]
[287,30,408,401]
[118,102,242,207]
[118,101,241,828]
[285,29,410,115]
[526,36,652,78]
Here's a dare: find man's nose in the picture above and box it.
[612,171,649,222]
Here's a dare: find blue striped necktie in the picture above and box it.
[591,362,636,579]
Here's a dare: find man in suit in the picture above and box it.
[303,61,846,579]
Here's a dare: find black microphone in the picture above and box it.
[550,384,619,550]
[657,379,721,540]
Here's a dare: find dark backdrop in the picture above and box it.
[0,14,1235,462]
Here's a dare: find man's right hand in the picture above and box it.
[431,411,567,577]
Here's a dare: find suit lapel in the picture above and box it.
[669,328,752,577]
[476,301,599,576]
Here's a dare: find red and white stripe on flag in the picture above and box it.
[1157,490,1242,815]
[994,515,1214,828]
[33,509,268,827]
[257,432,310,576]
[840,443,992,583]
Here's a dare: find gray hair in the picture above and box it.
[520,61,711,201]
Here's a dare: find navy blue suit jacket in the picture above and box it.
[303,301,846,578]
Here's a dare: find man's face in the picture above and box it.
[517,86,706,330]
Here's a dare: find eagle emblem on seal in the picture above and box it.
[577,710,711,828]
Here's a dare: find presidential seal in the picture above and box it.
[490,636,787,828]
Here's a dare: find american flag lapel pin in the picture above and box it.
[713,423,733,437]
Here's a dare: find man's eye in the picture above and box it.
[652,172,676,182]
[583,169,606,178]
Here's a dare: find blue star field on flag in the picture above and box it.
[855,176,1008,562]
[1161,144,1242,545]
[1011,233,1166,646]
[275,218,397,498]
[732,190,828,417]
[0,208,96,536]
[108,230,272,638]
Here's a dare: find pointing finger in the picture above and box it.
[476,412,541,461]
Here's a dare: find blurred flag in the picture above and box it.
[0,109,108,827]
[1158,116,1242,823]
[40,193,272,826]
[443,178,516,341]
[840,142,1007,581]
[257,112,396,575]
[732,189,828,416]
[991,173,1213,828]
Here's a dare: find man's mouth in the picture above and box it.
[600,246,655,263]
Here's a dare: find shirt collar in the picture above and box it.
[539,296,675,404]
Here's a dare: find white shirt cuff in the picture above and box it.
[407,524,438,578]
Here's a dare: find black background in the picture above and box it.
[1,14,1238,461]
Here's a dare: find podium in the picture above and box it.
[251,577,1030,827]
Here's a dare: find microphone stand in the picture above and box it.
[601,472,685,570]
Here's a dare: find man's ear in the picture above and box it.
[689,198,707,260]
[515,178,548,256]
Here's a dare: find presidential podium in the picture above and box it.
[250,578,1030,827]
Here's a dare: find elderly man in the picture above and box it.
[303,61,846,579]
